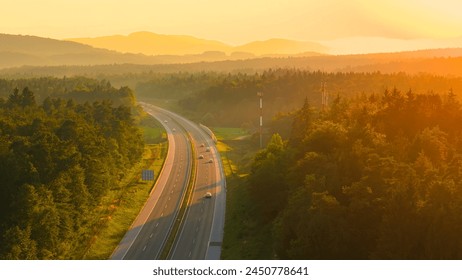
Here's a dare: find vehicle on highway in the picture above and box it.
[204,192,212,198]
[198,155,204,159]
[200,143,205,147]
[205,147,210,152]
[172,128,176,132]
[164,120,168,123]
[208,159,213,163]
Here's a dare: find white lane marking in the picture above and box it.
[143,245,146,251]
[155,223,159,228]
[150,233,153,238]
[164,204,167,209]
[193,238,196,244]
[161,212,164,217]
[168,196,171,201]
[188,251,192,258]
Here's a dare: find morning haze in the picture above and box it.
[1,0,462,263]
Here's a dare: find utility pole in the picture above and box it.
[257,92,263,148]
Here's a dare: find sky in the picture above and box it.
[2,0,462,52]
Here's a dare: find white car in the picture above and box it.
[204,192,212,198]
[208,159,213,163]
[172,128,176,132]
[198,155,204,159]
[205,147,210,152]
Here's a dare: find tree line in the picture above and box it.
[249,88,462,259]
[0,77,137,107]
[134,69,462,128]
[0,86,143,259]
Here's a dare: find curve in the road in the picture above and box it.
[111,103,226,260]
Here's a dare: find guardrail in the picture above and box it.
[199,123,217,144]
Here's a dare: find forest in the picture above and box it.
[134,70,462,129]
[0,77,137,107]
[0,84,144,259]
[248,89,462,259]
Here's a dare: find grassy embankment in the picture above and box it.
[213,127,273,259]
[81,115,167,259]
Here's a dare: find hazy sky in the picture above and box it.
[2,0,462,44]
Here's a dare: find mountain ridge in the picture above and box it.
[2,33,462,72]
[67,31,328,56]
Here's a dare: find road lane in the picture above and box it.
[111,102,225,260]
[111,106,191,259]
[157,108,226,260]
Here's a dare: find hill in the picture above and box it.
[0,33,159,68]
[2,33,462,78]
[68,32,328,56]
[0,33,325,69]
[68,31,232,55]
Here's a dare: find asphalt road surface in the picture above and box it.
[111,103,225,260]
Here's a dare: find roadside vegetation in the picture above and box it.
[3,69,462,260]
[0,78,170,260]
[83,141,167,259]
[214,128,272,259]
[249,91,462,259]
[0,85,144,259]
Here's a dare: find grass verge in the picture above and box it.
[79,111,168,259]
[214,128,273,259]
[82,142,167,259]
[212,127,248,141]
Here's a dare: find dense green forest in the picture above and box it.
[134,70,462,129]
[0,77,136,107]
[0,85,143,259]
[249,89,462,259]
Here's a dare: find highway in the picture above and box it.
[111,102,225,260]
[168,112,226,260]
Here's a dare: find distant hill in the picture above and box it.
[0,33,325,69]
[2,33,462,77]
[0,33,154,68]
[68,32,328,56]
[0,33,102,56]
[68,31,231,56]
[3,47,462,79]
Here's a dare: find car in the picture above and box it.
[172,128,176,132]
[200,143,205,147]
[198,155,204,159]
[205,147,210,152]
[164,120,168,123]
[204,192,212,198]
[208,159,213,163]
